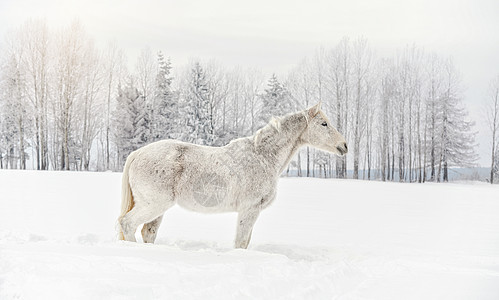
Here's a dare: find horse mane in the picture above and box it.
[253,111,308,149]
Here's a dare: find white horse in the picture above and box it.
[117,103,347,248]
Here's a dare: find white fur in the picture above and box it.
[117,104,347,248]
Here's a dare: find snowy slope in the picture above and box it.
[1,170,499,299]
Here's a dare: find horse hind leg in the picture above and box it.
[119,206,152,242]
[141,215,164,243]
[120,199,171,243]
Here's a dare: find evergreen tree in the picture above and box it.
[183,62,214,145]
[438,62,477,181]
[258,74,293,128]
[153,52,177,140]
[113,78,150,167]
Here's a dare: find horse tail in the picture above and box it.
[117,150,138,240]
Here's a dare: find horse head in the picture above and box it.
[302,103,348,156]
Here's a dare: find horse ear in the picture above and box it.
[307,102,321,118]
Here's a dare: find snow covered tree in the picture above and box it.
[0,97,19,168]
[51,21,91,170]
[135,47,157,142]
[258,74,293,128]
[493,150,499,183]
[287,58,315,177]
[113,78,150,167]
[182,62,214,145]
[205,62,231,146]
[0,46,30,169]
[153,51,177,140]
[437,60,477,181]
[244,70,264,135]
[485,75,499,184]
[425,54,443,182]
[329,38,352,179]
[378,59,396,181]
[102,42,126,171]
[20,19,50,170]
[76,45,103,171]
[351,38,373,179]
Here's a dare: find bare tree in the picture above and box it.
[102,42,126,170]
[351,38,372,179]
[78,43,103,170]
[485,75,499,183]
[327,38,351,178]
[243,69,263,135]
[287,58,314,177]
[19,19,50,170]
[51,21,96,170]
[426,54,443,181]
[0,42,29,169]
[206,60,230,144]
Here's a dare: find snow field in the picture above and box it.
[1,170,499,299]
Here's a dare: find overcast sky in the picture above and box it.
[0,0,498,166]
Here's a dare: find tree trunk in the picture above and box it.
[306,147,310,177]
[491,136,496,184]
[297,151,302,177]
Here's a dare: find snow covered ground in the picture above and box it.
[1,170,499,299]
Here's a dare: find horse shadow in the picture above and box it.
[251,243,340,262]
[155,238,233,253]
[155,238,338,262]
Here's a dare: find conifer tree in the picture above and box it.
[113,78,149,166]
[154,52,176,140]
[258,74,293,128]
[183,62,214,145]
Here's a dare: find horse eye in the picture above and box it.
[321,122,327,126]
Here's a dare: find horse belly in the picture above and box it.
[174,167,238,213]
[175,193,237,213]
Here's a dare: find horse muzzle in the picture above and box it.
[336,142,348,156]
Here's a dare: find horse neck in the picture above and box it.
[254,112,308,174]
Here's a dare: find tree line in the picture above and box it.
[1,20,492,182]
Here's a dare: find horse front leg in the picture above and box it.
[235,208,260,249]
